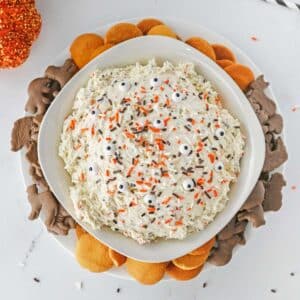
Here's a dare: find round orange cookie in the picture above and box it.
[89,43,113,61]
[166,263,203,281]
[224,63,255,91]
[108,248,127,267]
[75,234,113,272]
[137,18,164,34]
[75,224,87,239]
[70,33,104,68]
[185,37,216,61]
[147,24,177,39]
[105,23,142,44]
[189,237,216,256]
[172,253,207,270]
[217,59,234,69]
[212,44,236,62]
[126,258,168,285]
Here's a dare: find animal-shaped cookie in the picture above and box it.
[45,58,78,87]
[208,235,242,266]
[263,173,286,211]
[25,77,60,114]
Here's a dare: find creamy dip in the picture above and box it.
[59,60,245,244]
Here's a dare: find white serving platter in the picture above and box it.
[21,17,283,280]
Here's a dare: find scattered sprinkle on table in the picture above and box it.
[33,277,40,283]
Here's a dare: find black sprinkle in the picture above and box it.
[33,277,40,283]
[172,193,180,198]
[98,129,103,134]
[184,125,191,131]
[202,137,208,142]
[202,282,207,288]
[270,289,277,294]
[205,191,211,199]
[290,272,295,276]
[116,288,121,293]
[141,213,146,217]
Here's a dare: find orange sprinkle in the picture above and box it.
[291,185,297,190]
[162,196,172,205]
[126,166,135,177]
[208,153,215,163]
[118,209,126,213]
[139,106,149,114]
[164,79,169,84]
[153,95,159,103]
[175,219,183,226]
[194,192,200,200]
[212,190,219,197]
[116,111,120,122]
[140,189,148,193]
[197,178,205,186]
[105,169,110,177]
[165,98,171,107]
[165,218,172,224]
[69,119,76,130]
[106,137,112,141]
[197,142,204,152]
[91,125,95,136]
[160,86,165,91]
[124,131,135,139]
[90,99,96,105]
[207,170,213,183]
[155,138,165,150]
[80,172,86,182]
[149,126,161,133]
[80,128,89,133]
[147,207,156,213]
[163,117,171,126]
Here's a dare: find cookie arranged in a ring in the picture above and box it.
[10,18,287,284]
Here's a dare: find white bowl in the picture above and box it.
[38,36,265,262]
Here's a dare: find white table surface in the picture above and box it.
[1,0,300,299]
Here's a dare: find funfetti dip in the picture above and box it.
[59,60,245,244]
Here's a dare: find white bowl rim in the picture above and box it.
[38,35,265,262]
